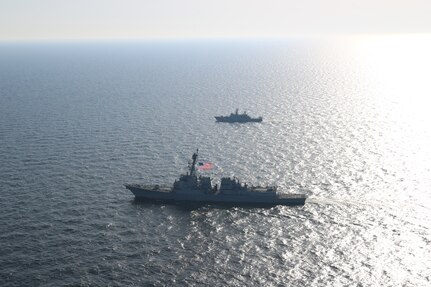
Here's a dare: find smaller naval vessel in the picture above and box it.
[125,150,306,206]
[215,109,263,123]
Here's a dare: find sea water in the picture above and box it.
[1,36,430,286]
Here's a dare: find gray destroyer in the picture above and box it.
[125,150,306,206]
[215,109,263,123]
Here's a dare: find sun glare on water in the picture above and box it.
[354,35,431,112]
[353,35,431,213]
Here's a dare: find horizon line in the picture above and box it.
[1,33,431,44]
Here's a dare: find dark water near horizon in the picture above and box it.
[1,37,431,286]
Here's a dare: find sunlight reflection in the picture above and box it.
[353,35,431,113]
[352,35,431,213]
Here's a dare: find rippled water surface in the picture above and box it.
[1,36,431,286]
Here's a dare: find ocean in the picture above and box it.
[1,36,430,286]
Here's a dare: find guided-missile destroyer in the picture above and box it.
[125,150,306,206]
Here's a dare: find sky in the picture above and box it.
[1,0,431,41]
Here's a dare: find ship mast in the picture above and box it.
[189,149,198,176]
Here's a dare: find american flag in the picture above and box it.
[196,160,214,171]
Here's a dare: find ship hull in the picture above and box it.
[125,185,306,206]
[215,116,263,123]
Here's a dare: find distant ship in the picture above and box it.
[215,109,263,123]
[125,150,306,206]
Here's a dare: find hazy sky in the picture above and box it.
[1,0,431,41]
